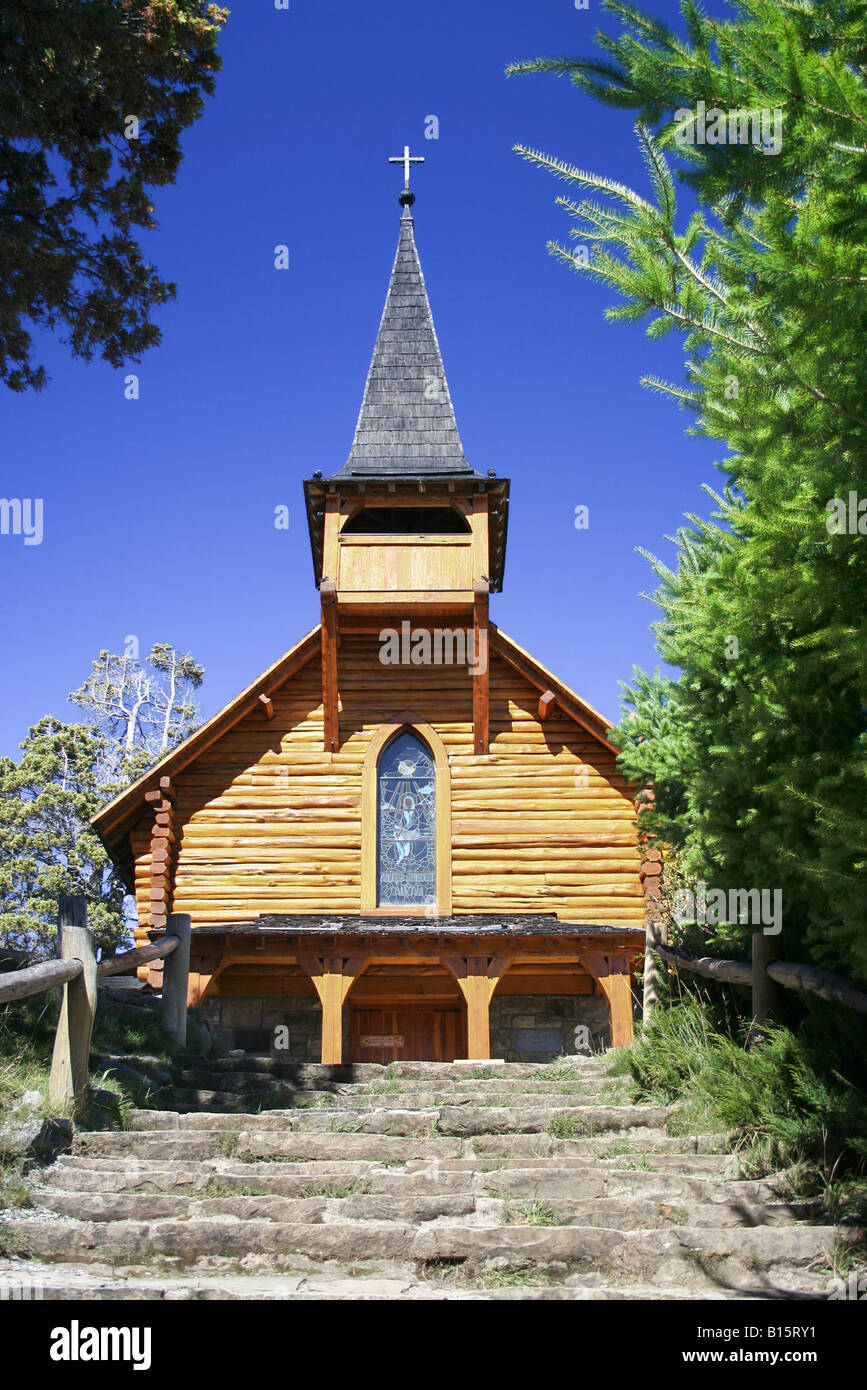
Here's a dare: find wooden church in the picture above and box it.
[93,158,649,1066]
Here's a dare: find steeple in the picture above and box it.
[304,166,509,604]
[330,202,479,480]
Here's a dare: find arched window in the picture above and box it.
[377,730,436,906]
[360,713,451,915]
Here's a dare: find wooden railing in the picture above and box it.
[0,896,191,1103]
[643,920,867,1021]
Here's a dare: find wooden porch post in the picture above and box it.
[161,913,191,1047]
[443,955,510,1060]
[300,955,367,1065]
[584,951,635,1048]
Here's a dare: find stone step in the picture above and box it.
[154,1088,620,1115]
[123,1102,670,1138]
[0,1262,772,1301]
[4,1215,849,1292]
[340,1078,615,1097]
[32,1187,812,1230]
[70,1125,730,1166]
[40,1156,777,1204]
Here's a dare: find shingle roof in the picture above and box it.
[330,209,482,480]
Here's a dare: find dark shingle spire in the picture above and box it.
[330,206,478,479]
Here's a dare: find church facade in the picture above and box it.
[93,177,649,1065]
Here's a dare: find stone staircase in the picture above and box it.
[0,1055,855,1300]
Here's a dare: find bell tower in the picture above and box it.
[304,153,510,756]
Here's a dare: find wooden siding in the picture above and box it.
[132,634,641,930]
[338,534,473,593]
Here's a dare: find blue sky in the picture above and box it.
[0,0,730,758]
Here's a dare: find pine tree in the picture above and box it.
[510,0,867,978]
[0,718,126,956]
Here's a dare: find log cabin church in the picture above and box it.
[93,159,652,1066]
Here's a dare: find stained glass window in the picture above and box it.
[377,730,436,906]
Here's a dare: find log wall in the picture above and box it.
[131,635,641,931]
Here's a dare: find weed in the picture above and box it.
[299,1179,371,1199]
[480,1265,557,1288]
[520,1200,556,1226]
[197,1177,268,1198]
[547,1112,593,1139]
[657,1204,690,1225]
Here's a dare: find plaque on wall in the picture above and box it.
[515,1027,564,1053]
[360,1034,405,1048]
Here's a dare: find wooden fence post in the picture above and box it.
[751,930,784,1024]
[642,917,667,1023]
[48,897,97,1105]
[161,913,191,1048]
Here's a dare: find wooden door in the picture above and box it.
[349,1008,463,1064]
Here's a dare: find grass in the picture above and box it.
[547,1112,593,1139]
[619,995,867,1220]
[197,1177,269,1198]
[480,1265,558,1288]
[217,1133,241,1157]
[657,1203,690,1225]
[596,1139,633,1159]
[299,1178,372,1198]
[0,1225,24,1258]
[520,1200,556,1226]
[0,1156,32,1209]
[369,1076,402,1095]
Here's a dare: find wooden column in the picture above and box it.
[472,580,489,756]
[49,897,97,1105]
[584,951,634,1048]
[321,580,339,754]
[187,957,222,1009]
[300,954,367,1065]
[443,955,510,1060]
[161,913,191,1046]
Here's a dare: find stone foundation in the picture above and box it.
[200,990,613,1061]
[490,993,611,1062]
[198,995,326,1059]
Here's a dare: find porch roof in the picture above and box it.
[186,913,645,944]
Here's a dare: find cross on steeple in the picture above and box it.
[389,144,424,191]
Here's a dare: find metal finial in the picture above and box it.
[389,144,424,206]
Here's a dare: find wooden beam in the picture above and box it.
[538,690,557,722]
[258,693,275,721]
[473,580,489,757]
[320,580,339,754]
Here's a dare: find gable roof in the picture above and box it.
[489,625,619,754]
[329,209,482,480]
[91,625,321,850]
